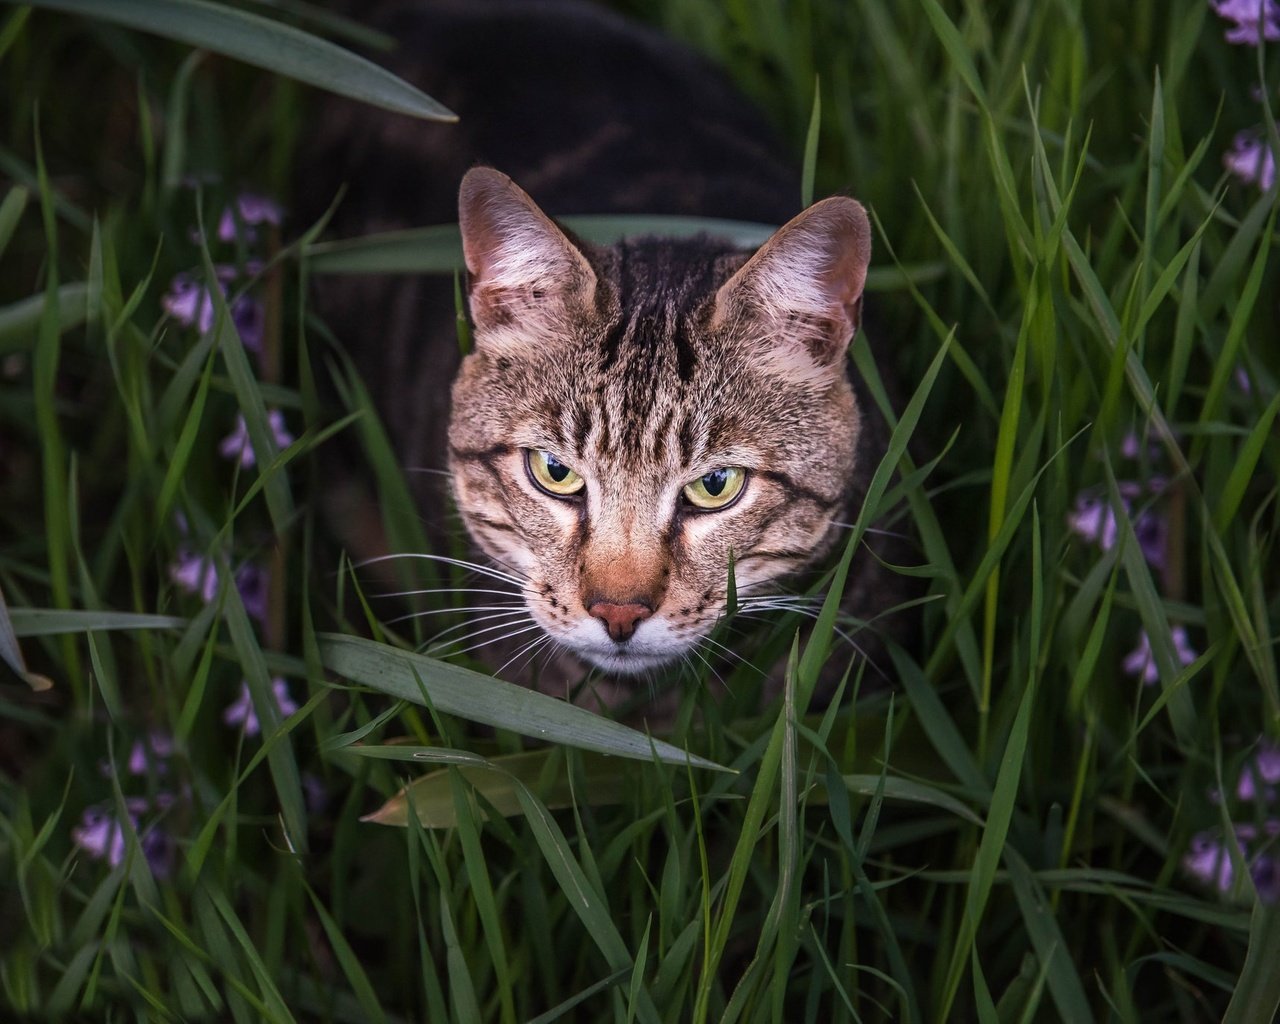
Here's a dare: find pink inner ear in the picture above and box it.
[714,196,872,367]
[458,166,596,297]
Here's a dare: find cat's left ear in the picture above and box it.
[458,167,597,343]
[712,196,871,371]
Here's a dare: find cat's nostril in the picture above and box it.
[587,601,653,642]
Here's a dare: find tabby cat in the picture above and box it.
[304,0,907,702]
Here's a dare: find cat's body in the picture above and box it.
[303,0,910,707]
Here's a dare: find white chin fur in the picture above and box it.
[554,616,691,675]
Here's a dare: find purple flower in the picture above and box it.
[1184,825,1280,903]
[170,550,219,603]
[126,731,174,777]
[1235,366,1253,394]
[1254,856,1280,903]
[231,295,265,354]
[223,677,299,736]
[1134,511,1168,572]
[72,807,128,867]
[1211,0,1280,45]
[218,409,294,469]
[170,551,269,623]
[1122,626,1198,685]
[1237,741,1280,802]
[161,274,218,334]
[1068,495,1119,550]
[217,193,283,244]
[1120,432,1164,461]
[1224,132,1277,191]
[1184,833,1236,891]
[71,802,173,877]
[235,563,269,623]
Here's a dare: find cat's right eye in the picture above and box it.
[525,449,586,498]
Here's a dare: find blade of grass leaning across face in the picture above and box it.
[26,0,455,121]
[318,633,728,772]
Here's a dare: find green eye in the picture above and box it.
[683,467,746,510]
[526,449,585,497]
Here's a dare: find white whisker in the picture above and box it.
[359,552,527,587]
[387,603,526,627]
[433,622,546,660]
[376,586,523,601]
[426,614,538,654]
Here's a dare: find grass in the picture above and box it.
[2,0,1279,1020]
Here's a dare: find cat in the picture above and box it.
[302,0,910,707]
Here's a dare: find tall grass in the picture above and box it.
[1,0,1278,1020]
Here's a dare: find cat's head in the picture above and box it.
[449,167,871,676]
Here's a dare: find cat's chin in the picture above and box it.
[572,645,681,677]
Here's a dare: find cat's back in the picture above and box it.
[307,0,800,233]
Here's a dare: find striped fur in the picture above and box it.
[450,169,870,675]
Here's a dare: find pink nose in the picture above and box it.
[588,602,653,642]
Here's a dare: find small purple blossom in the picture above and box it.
[126,731,174,777]
[1184,833,1236,891]
[72,807,128,867]
[217,193,283,244]
[1134,511,1168,572]
[231,295,265,354]
[170,550,219,603]
[1120,431,1164,462]
[1254,856,1280,902]
[223,677,299,736]
[1224,131,1277,191]
[218,410,294,469]
[235,563,269,623]
[1211,0,1280,45]
[161,274,218,334]
[1122,626,1198,685]
[1237,741,1280,802]
[1184,825,1280,903]
[1068,495,1119,550]
[1069,484,1168,571]
[71,802,173,877]
[170,552,269,623]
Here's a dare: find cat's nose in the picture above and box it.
[587,601,653,642]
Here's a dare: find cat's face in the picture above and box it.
[449,168,871,676]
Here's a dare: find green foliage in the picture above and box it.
[2,0,1279,1020]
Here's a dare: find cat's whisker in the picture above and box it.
[825,518,912,542]
[732,610,888,681]
[697,633,765,678]
[359,552,529,587]
[416,608,534,646]
[376,585,524,602]
[424,611,535,652]
[494,633,553,679]
[403,466,453,478]
[683,642,728,691]
[432,621,547,661]
[387,603,526,628]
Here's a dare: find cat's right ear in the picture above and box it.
[458,168,597,346]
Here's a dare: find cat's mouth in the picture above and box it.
[556,614,693,676]
[573,643,680,676]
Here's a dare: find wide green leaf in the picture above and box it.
[318,632,728,772]
[30,0,455,121]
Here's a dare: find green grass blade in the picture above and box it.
[318,633,728,771]
[29,0,455,121]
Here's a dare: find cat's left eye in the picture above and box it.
[526,449,585,497]
[683,467,746,510]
